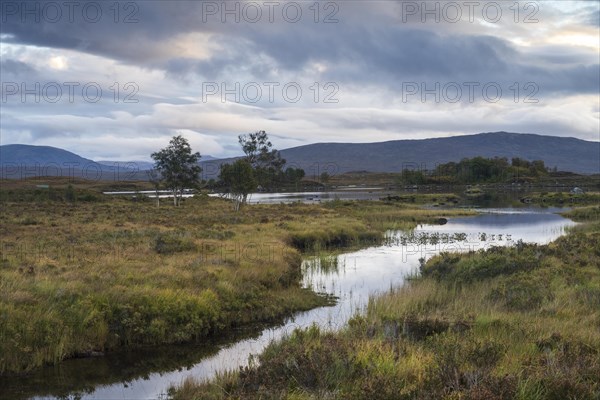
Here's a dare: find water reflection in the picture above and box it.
[2,208,576,400]
[239,191,387,204]
[304,208,577,333]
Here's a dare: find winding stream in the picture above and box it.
[2,207,576,400]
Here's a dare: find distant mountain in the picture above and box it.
[1,144,97,166]
[2,133,599,180]
[199,155,219,162]
[278,131,600,175]
[0,145,147,180]
[97,155,218,171]
[200,132,599,177]
[96,160,156,171]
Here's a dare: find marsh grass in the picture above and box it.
[0,180,468,374]
[174,206,600,399]
[529,191,600,206]
[303,254,341,275]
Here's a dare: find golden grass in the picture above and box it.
[0,182,468,374]
[171,207,600,400]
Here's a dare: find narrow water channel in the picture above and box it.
[2,207,576,400]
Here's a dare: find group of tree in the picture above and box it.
[219,130,305,210]
[148,137,553,208]
[149,131,305,210]
[398,156,549,185]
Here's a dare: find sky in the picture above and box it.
[1,0,599,161]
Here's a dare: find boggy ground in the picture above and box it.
[173,206,600,400]
[0,178,472,374]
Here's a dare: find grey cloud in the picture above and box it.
[1,0,598,157]
[526,45,599,65]
[0,59,37,77]
[2,1,597,99]
[584,7,600,26]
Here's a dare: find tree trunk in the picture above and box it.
[173,189,178,206]
[233,194,242,212]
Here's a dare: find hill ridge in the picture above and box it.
[1,132,599,178]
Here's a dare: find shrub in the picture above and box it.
[419,252,460,279]
[422,245,541,283]
[488,275,553,311]
[65,184,76,202]
[152,232,197,254]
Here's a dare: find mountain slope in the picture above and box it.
[2,132,599,180]
[276,132,600,175]
[0,144,97,166]
[0,145,147,180]
[96,160,156,170]
[96,156,218,171]
[199,132,599,176]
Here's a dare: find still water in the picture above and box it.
[215,190,388,204]
[2,208,576,400]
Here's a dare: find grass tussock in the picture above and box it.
[562,205,600,222]
[173,207,600,399]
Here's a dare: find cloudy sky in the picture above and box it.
[1,0,599,160]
